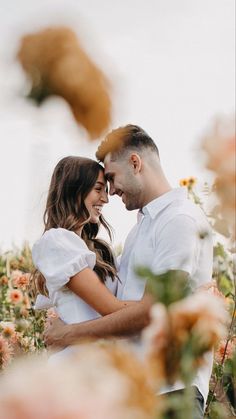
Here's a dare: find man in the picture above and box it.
[45,124,213,417]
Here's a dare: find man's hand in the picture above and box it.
[44,318,69,350]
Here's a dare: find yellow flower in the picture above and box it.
[188,177,197,186]
[179,178,189,187]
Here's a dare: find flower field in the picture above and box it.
[0,181,235,418]
[0,116,235,418]
[0,244,46,368]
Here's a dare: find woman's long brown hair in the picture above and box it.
[33,156,117,297]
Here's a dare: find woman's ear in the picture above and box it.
[129,153,142,174]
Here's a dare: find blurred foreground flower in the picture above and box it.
[17,27,111,139]
[142,292,228,386]
[0,343,159,419]
[201,115,236,237]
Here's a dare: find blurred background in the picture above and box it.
[0,0,235,250]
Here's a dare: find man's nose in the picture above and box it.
[109,184,116,196]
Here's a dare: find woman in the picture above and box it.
[32,156,135,359]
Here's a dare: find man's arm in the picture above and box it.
[44,294,153,349]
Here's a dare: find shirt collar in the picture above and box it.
[141,187,188,219]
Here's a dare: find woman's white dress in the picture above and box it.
[32,228,118,360]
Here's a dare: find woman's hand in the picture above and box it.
[44,318,69,349]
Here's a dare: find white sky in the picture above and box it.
[0,0,235,251]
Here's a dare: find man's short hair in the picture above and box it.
[96,124,159,162]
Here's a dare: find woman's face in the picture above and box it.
[84,170,109,223]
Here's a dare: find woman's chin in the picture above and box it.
[89,216,99,224]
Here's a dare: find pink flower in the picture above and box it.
[215,338,235,363]
[0,349,156,419]
[11,270,23,281]
[201,115,236,237]
[13,273,30,289]
[46,308,59,319]
[7,289,23,304]
[142,292,229,385]
[0,335,13,369]
[197,280,225,299]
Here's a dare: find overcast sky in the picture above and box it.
[0,0,235,251]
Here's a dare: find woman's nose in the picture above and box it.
[101,190,109,203]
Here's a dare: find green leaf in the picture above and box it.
[135,267,193,306]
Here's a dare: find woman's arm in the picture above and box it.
[67,267,137,316]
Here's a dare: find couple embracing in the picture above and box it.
[32,124,213,419]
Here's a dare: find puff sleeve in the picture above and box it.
[32,228,96,300]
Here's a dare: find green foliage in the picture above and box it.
[136,268,192,306]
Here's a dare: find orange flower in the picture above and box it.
[179,178,189,187]
[215,338,235,363]
[18,27,111,139]
[7,289,23,304]
[188,177,197,186]
[0,322,15,339]
[13,273,30,289]
[142,292,229,385]
[0,275,8,286]
[0,335,13,369]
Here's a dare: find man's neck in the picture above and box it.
[142,182,172,207]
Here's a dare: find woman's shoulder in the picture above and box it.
[35,228,87,248]
[32,228,96,279]
[32,228,91,264]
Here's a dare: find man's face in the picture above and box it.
[104,153,142,210]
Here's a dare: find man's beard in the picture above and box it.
[123,192,140,211]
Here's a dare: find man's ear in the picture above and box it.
[129,153,142,173]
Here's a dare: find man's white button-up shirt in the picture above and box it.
[117,187,214,403]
